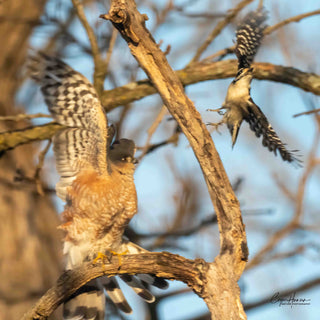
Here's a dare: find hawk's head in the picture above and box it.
[109,139,137,167]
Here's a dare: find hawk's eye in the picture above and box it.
[121,156,132,162]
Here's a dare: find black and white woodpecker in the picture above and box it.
[208,9,301,165]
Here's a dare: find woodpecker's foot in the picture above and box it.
[207,107,224,115]
[207,121,224,134]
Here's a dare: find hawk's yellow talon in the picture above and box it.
[92,252,108,264]
[109,249,128,266]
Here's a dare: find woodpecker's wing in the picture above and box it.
[29,53,108,200]
[235,9,267,70]
[245,101,301,165]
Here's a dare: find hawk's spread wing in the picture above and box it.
[30,53,108,200]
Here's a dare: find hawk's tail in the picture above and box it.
[63,241,169,317]
[63,275,168,318]
[63,280,105,320]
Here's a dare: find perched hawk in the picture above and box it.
[29,53,167,319]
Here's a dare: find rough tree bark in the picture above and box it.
[101,1,248,318]
[0,1,62,319]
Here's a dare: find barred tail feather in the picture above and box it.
[120,275,155,303]
[137,274,169,289]
[63,281,105,320]
[101,277,133,314]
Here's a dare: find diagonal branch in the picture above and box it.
[101,1,247,318]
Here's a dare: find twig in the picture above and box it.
[293,108,320,118]
[175,11,225,19]
[202,9,320,63]
[189,0,254,64]
[150,0,174,33]
[44,5,76,52]
[0,113,51,121]
[265,9,320,35]
[104,27,118,71]
[202,45,236,62]
[129,208,271,240]
[140,132,179,157]
[246,130,320,270]
[71,0,100,60]
[34,140,52,196]
[264,245,305,264]
[71,0,105,94]
[138,105,168,159]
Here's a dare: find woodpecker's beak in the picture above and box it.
[133,158,139,165]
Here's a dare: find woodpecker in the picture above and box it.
[208,9,301,165]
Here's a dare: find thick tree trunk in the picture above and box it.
[0,1,62,319]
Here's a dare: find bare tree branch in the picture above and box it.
[71,0,106,94]
[2,61,319,153]
[21,252,205,320]
[0,123,62,154]
[101,61,320,109]
[265,9,320,35]
[101,0,247,318]
[203,9,320,63]
[0,113,50,122]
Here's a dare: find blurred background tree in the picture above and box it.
[0,0,319,319]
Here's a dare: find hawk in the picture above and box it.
[29,53,168,319]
